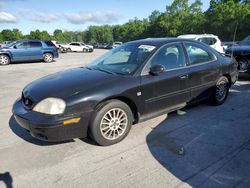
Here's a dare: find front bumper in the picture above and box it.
[12,99,91,142]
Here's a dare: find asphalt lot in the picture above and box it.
[0,50,250,188]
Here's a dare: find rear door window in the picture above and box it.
[29,41,42,48]
[184,42,216,65]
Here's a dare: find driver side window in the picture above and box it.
[150,43,185,70]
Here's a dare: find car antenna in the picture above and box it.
[231,21,238,61]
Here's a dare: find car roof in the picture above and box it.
[126,37,200,47]
[14,39,50,43]
[178,34,219,39]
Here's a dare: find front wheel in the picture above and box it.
[210,76,229,105]
[43,53,54,63]
[89,100,133,146]
[0,54,10,65]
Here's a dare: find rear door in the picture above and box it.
[27,41,43,60]
[183,42,220,99]
[70,43,81,51]
[140,43,191,115]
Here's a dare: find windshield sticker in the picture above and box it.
[138,45,156,52]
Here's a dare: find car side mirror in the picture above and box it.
[13,45,17,49]
[149,64,165,75]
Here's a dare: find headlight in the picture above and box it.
[33,98,66,115]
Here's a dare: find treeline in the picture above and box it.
[0,0,249,43]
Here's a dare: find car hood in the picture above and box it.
[22,67,118,102]
[0,47,10,51]
[226,45,250,55]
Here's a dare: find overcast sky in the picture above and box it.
[0,0,210,34]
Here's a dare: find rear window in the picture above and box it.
[44,41,54,47]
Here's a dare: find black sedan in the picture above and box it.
[13,38,238,146]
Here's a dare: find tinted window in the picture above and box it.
[15,42,29,49]
[70,43,80,46]
[44,41,54,47]
[29,41,42,48]
[184,42,216,65]
[150,43,185,70]
[239,35,250,45]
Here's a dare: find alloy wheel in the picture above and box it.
[100,108,128,140]
[216,80,227,102]
[44,54,53,62]
[0,55,9,65]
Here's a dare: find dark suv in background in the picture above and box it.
[0,40,59,65]
[225,35,250,75]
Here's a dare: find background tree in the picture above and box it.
[0,0,250,43]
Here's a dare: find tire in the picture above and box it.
[210,76,229,105]
[89,100,133,146]
[82,48,87,52]
[0,54,10,65]
[67,48,72,52]
[43,53,54,63]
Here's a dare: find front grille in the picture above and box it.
[22,93,34,109]
[238,59,250,72]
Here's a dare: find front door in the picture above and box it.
[11,41,30,61]
[140,43,191,116]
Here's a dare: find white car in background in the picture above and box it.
[65,42,93,52]
[178,34,224,53]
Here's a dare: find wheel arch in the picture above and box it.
[0,53,12,61]
[43,51,53,56]
[222,74,232,87]
[94,96,139,124]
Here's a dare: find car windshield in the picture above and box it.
[239,35,250,46]
[87,43,156,75]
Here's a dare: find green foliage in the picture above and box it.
[0,0,249,43]
[205,0,250,41]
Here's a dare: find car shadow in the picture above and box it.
[9,115,74,146]
[0,172,13,188]
[10,60,56,65]
[146,86,250,187]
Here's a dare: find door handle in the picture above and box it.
[180,74,189,79]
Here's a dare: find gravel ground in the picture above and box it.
[0,50,250,188]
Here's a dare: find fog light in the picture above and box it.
[63,118,81,125]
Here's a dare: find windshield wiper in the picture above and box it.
[88,67,115,75]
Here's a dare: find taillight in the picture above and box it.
[52,45,57,50]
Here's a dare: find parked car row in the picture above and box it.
[13,37,239,146]
[51,41,94,53]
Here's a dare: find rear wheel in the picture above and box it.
[211,76,229,105]
[89,100,133,146]
[43,53,53,63]
[0,54,10,65]
[67,48,72,52]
